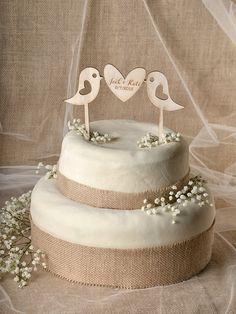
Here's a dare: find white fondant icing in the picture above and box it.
[30,177,215,249]
[58,120,189,193]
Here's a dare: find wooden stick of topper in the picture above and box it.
[146,71,184,140]
[65,67,103,139]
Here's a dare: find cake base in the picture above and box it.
[31,219,215,289]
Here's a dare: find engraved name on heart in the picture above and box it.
[104,64,146,102]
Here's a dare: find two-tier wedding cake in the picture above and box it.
[30,119,215,288]
[30,65,215,288]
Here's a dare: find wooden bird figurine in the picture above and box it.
[146,71,184,140]
[65,67,103,138]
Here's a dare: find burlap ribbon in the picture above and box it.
[56,170,190,209]
[31,219,215,289]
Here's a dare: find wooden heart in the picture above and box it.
[104,64,146,102]
[155,84,168,100]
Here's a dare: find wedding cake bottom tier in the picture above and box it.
[31,219,214,288]
[30,176,215,288]
[30,177,215,249]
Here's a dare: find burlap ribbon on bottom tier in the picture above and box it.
[56,170,190,210]
[31,219,215,289]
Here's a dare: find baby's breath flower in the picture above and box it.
[36,162,57,180]
[154,198,160,204]
[68,119,113,144]
[141,175,212,223]
[137,132,181,148]
[152,208,158,214]
[0,191,46,288]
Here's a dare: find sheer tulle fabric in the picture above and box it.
[1,0,236,312]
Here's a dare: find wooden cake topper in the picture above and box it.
[65,65,184,142]
[146,71,184,140]
[65,67,103,138]
[104,64,146,102]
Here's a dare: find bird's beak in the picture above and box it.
[100,75,103,80]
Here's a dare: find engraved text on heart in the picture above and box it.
[104,65,146,102]
[109,77,143,91]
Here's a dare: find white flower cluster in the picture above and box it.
[68,119,113,144]
[90,131,112,144]
[137,132,181,148]
[141,176,213,224]
[68,119,87,138]
[36,162,57,179]
[0,191,46,288]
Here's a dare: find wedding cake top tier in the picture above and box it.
[58,119,189,193]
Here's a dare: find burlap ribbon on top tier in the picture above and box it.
[31,219,215,289]
[56,170,190,209]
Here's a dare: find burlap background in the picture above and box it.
[1,0,236,313]
[1,0,236,170]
